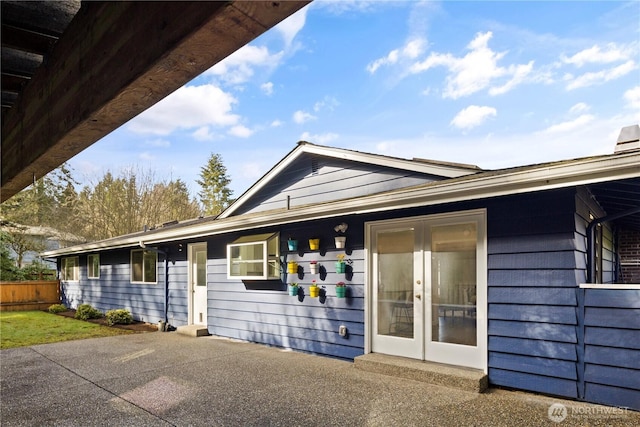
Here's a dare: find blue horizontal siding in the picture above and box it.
[585,365,640,391]
[489,287,576,305]
[585,383,640,411]
[489,252,584,270]
[489,269,584,287]
[489,319,577,342]
[585,307,640,329]
[488,336,576,361]
[489,304,576,324]
[211,326,363,360]
[585,346,640,370]
[585,289,640,308]
[204,232,365,360]
[489,352,577,380]
[489,368,577,398]
[582,288,640,410]
[585,327,640,350]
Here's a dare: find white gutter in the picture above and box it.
[42,150,640,257]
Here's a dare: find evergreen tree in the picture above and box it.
[197,153,233,217]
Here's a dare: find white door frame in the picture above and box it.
[365,209,487,372]
[188,242,208,326]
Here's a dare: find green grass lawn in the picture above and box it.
[0,310,133,349]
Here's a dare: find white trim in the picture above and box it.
[218,142,480,219]
[579,283,640,289]
[43,150,640,257]
[87,254,100,279]
[130,249,158,284]
[365,209,487,373]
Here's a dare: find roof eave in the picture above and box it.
[218,142,481,219]
[42,151,640,257]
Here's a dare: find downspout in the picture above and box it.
[139,242,169,325]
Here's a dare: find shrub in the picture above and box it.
[74,304,102,320]
[48,304,67,314]
[105,309,133,326]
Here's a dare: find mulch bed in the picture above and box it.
[54,309,158,333]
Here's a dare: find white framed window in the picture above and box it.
[61,256,79,282]
[87,254,100,279]
[131,249,157,284]
[227,233,280,280]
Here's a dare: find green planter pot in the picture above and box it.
[336,286,347,298]
[335,262,346,273]
[287,240,298,251]
[288,285,298,296]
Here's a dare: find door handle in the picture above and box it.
[415,294,421,300]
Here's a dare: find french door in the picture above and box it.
[367,210,487,371]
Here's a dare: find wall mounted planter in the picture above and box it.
[335,236,346,248]
[309,285,320,298]
[309,238,320,250]
[309,262,318,274]
[287,261,298,274]
[336,285,346,298]
[287,239,298,251]
[288,285,299,296]
[335,261,346,274]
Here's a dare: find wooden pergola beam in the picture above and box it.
[1,1,310,202]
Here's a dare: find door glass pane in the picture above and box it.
[196,250,206,286]
[377,229,414,338]
[431,223,477,346]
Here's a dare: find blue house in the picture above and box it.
[43,125,640,410]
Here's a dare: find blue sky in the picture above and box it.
[69,1,640,199]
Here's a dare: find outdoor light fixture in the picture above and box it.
[334,222,348,233]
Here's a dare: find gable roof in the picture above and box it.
[218,141,482,219]
[41,146,640,257]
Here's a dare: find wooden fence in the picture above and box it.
[0,280,61,311]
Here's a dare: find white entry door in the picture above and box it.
[188,243,208,326]
[368,210,487,371]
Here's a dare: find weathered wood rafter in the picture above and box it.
[1,1,310,202]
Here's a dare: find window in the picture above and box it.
[131,250,157,284]
[227,233,280,280]
[87,254,100,279]
[61,257,79,281]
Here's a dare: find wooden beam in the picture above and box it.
[1,1,310,202]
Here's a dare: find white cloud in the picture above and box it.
[293,110,316,124]
[261,82,274,96]
[143,138,171,148]
[561,43,633,67]
[569,103,590,114]
[367,38,426,74]
[450,105,497,130]
[541,114,595,134]
[139,152,155,161]
[410,32,532,99]
[300,131,339,144]
[128,84,239,135]
[228,125,253,138]
[566,60,637,90]
[314,96,340,112]
[624,86,640,109]
[206,45,284,85]
[489,61,534,95]
[192,126,214,141]
[275,6,308,47]
[271,119,283,127]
